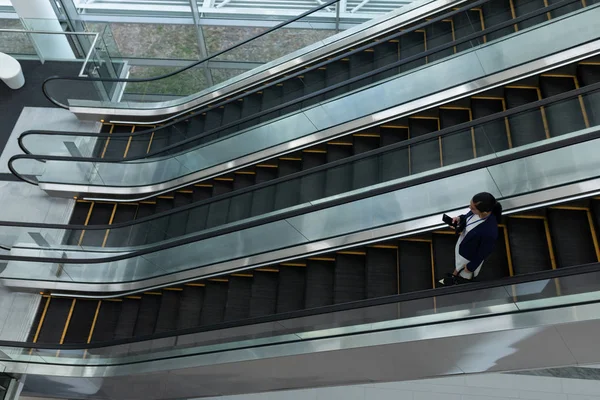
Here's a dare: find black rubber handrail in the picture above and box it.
[4,81,600,233]
[18,0,580,164]
[2,260,599,351]
[2,90,600,265]
[41,0,342,109]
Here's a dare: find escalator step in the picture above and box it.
[333,253,366,304]
[507,217,552,274]
[399,31,427,72]
[260,85,283,123]
[185,204,209,234]
[425,21,455,63]
[105,203,138,247]
[186,116,205,137]
[177,286,204,330]
[348,50,374,91]
[63,299,98,344]
[409,117,441,174]
[278,159,302,177]
[90,300,121,342]
[471,98,510,156]
[239,93,263,131]
[453,10,485,53]
[481,0,516,42]
[80,202,114,247]
[514,0,548,31]
[165,192,193,240]
[505,88,547,147]
[439,108,474,166]
[398,240,432,292]
[366,247,398,298]
[233,172,256,189]
[372,41,400,82]
[305,259,335,308]
[66,201,92,245]
[250,168,277,216]
[221,101,243,137]
[113,298,140,340]
[145,198,173,244]
[324,60,350,101]
[276,266,306,312]
[154,290,181,333]
[578,64,600,127]
[325,144,353,197]
[476,229,510,281]
[547,0,582,18]
[164,124,188,147]
[206,181,232,228]
[203,108,224,136]
[103,125,131,158]
[192,185,213,202]
[548,208,597,267]
[36,298,73,344]
[200,281,228,325]
[540,76,586,136]
[134,294,161,337]
[224,276,253,321]
[432,233,457,284]
[227,192,253,223]
[280,77,305,115]
[249,271,279,317]
[126,130,151,158]
[301,69,326,108]
[129,202,156,245]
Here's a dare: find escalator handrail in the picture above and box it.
[4,81,598,233]
[17,0,580,165]
[41,0,342,110]
[2,260,599,351]
[3,84,600,266]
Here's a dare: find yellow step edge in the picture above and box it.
[144,292,162,296]
[353,133,380,137]
[184,283,206,287]
[234,171,256,175]
[307,257,336,262]
[194,183,214,187]
[380,125,408,129]
[471,96,504,101]
[337,251,366,255]
[318,67,327,70]
[164,287,184,291]
[208,278,229,282]
[276,83,284,86]
[157,195,175,199]
[341,58,350,61]
[280,263,307,267]
[579,61,600,65]
[410,116,439,120]
[176,190,194,194]
[231,273,253,278]
[541,73,576,78]
[214,177,234,181]
[255,268,279,273]
[327,142,353,146]
[549,205,589,211]
[303,149,327,153]
[399,238,432,243]
[125,296,142,300]
[370,244,398,249]
[280,157,302,161]
[433,230,455,235]
[256,164,278,168]
[505,85,538,90]
[509,215,545,220]
[364,48,375,52]
[139,201,157,204]
[389,39,399,43]
[105,298,123,302]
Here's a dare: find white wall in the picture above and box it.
[195,373,600,400]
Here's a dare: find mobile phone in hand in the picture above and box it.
[442,213,455,226]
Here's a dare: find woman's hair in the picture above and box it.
[472,192,503,220]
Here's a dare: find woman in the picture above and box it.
[440,192,502,286]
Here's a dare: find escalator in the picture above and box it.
[50,0,599,162]
[16,0,598,200]
[62,57,600,249]
[27,195,600,344]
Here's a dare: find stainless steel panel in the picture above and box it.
[36,13,600,199]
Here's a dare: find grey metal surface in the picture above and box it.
[7,301,600,399]
[35,10,600,199]
[69,0,464,121]
[3,126,600,294]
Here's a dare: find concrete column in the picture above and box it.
[10,0,76,60]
